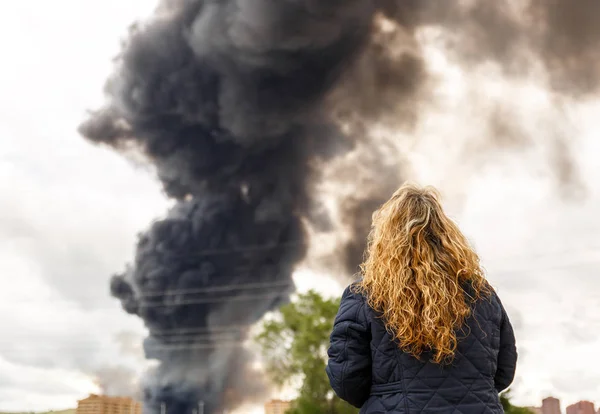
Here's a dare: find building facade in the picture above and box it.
[76,394,142,414]
[264,399,292,414]
[566,401,596,414]
[542,397,562,414]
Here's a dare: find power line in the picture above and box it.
[141,292,285,307]
[149,241,305,258]
[4,290,290,309]
[483,246,600,266]
[136,242,600,261]
[145,342,246,351]
[153,333,246,343]
[3,254,599,304]
[5,280,295,303]
[137,280,293,298]
[491,259,600,277]
[0,341,250,353]
[150,324,252,335]
[5,325,258,344]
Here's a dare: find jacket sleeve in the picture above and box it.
[494,299,518,392]
[325,285,372,408]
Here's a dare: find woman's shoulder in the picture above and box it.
[471,283,505,324]
[333,279,371,326]
[341,278,366,301]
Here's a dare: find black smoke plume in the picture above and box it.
[81,1,374,412]
[80,0,600,412]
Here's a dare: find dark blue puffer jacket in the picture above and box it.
[326,284,517,413]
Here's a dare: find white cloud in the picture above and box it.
[0,0,161,410]
[0,357,97,412]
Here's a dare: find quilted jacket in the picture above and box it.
[326,283,517,413]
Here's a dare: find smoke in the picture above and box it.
[94,366,140,398]
[373,0,600,96]
[323,0,600,273]
[80,0,373,411]
[79,0,600,412]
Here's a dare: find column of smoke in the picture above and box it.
[80,0,600,412]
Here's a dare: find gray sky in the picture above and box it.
[0,1,598,412]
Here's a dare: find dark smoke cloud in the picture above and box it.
[325,0,600,267]
[80,0,600,412]
[373,0,600,96]
[379,0,600,131]
[80,0,374,411]
[529,0,600,96]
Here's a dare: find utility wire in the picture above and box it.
[5,280,295,303]
[0,341,250,352]
[136,280,293,298]
[144,241,304,258]
[3,242,600,301]
[3,255,598,307]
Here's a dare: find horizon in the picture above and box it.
[3,393,596,413]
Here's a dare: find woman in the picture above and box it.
[326,183,517,413]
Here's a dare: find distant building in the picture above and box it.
[76,394,142,414]
[542,397,562,414]
[566,401,596,414]
[264,399,292,414]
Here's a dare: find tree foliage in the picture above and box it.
[255,290,359,414]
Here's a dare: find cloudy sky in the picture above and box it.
[0,1,599,412]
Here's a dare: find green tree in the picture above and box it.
[255,290,359,414]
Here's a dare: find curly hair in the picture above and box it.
[354,183,491,364]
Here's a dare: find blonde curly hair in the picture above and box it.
[354,183,491,364]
